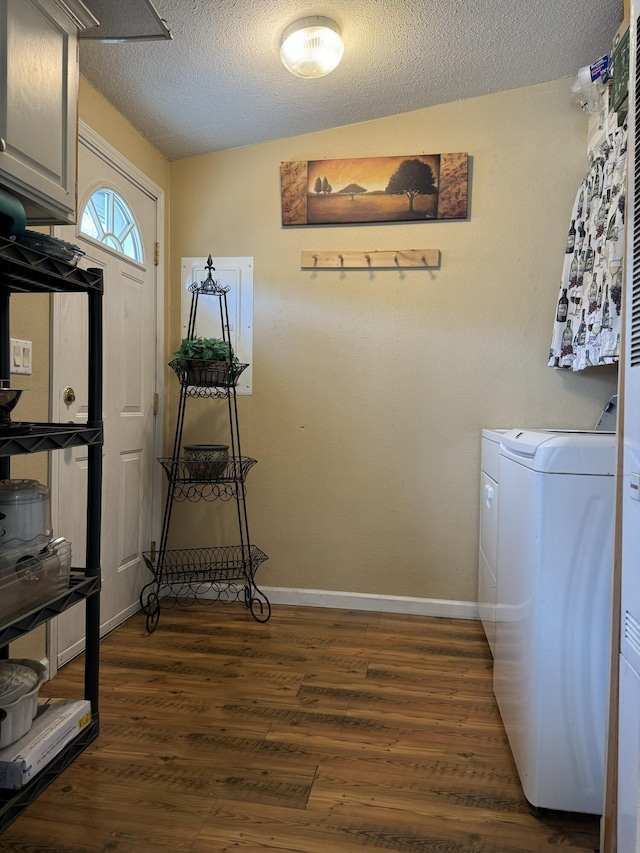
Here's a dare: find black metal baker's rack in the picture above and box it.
[0,234,103,831]
[140,257,270,632]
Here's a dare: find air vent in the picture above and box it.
[78,0,171,42]
[633,280,640,364]
[625,608,640,658]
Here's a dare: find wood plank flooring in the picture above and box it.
[0,605,600,852]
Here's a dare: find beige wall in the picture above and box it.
[169,78,618,603]
[8,295,50,659]
[79,78,171,193]
[9,295,49,484]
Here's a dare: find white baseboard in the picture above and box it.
[160,582,478,620]
[260,586,479,620]
[58,639,85,669]
[101,600,142,637]
[40,656,50,682]
[56,602,143,670]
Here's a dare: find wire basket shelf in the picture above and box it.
[169,358,248,391]
[157,456,257,501]
[158,456,256,483]
[140,545,271,629]
[142,544,268,586]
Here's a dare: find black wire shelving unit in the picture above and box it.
[0,234,103,832]
[140,256,271,632]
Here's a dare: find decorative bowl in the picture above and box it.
[0,386,23,425]
[183,444,229,481]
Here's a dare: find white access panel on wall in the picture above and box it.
[181,257,253,394]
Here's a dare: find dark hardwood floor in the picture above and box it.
[0,604,600,852]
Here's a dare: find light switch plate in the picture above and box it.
[10,338,32,375]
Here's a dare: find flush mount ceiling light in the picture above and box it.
[280,16,344,79]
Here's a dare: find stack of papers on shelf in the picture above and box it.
[0,698,91,789]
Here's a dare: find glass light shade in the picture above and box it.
[280,16,344,79]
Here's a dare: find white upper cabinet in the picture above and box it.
[0,0,96,225]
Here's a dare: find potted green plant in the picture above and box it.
[172,336,239,387]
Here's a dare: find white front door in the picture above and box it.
[51,126,163,667]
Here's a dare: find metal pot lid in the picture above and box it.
[0,662,39,705]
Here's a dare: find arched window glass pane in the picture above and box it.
[123,231,141,260]
[79,188,143,263]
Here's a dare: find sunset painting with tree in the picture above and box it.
[281,153,468,225]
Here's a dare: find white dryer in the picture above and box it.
[493,428,616,814]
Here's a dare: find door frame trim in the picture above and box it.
[47,120,165,676]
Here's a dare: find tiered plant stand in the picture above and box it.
[140,257,270,632]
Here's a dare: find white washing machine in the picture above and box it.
[493,428,616,814]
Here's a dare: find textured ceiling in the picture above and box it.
[78,0,624,161]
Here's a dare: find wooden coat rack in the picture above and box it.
[301,249,440,270]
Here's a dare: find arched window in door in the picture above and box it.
[80,188,143,262]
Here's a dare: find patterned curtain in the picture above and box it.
[549,123,627,370]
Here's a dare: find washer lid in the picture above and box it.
[499,429,617,474]
[481,428,508,443]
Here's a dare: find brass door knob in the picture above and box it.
[63,386,76,406]
[0,139,6,153]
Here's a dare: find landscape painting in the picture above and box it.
[281,153,468,226]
